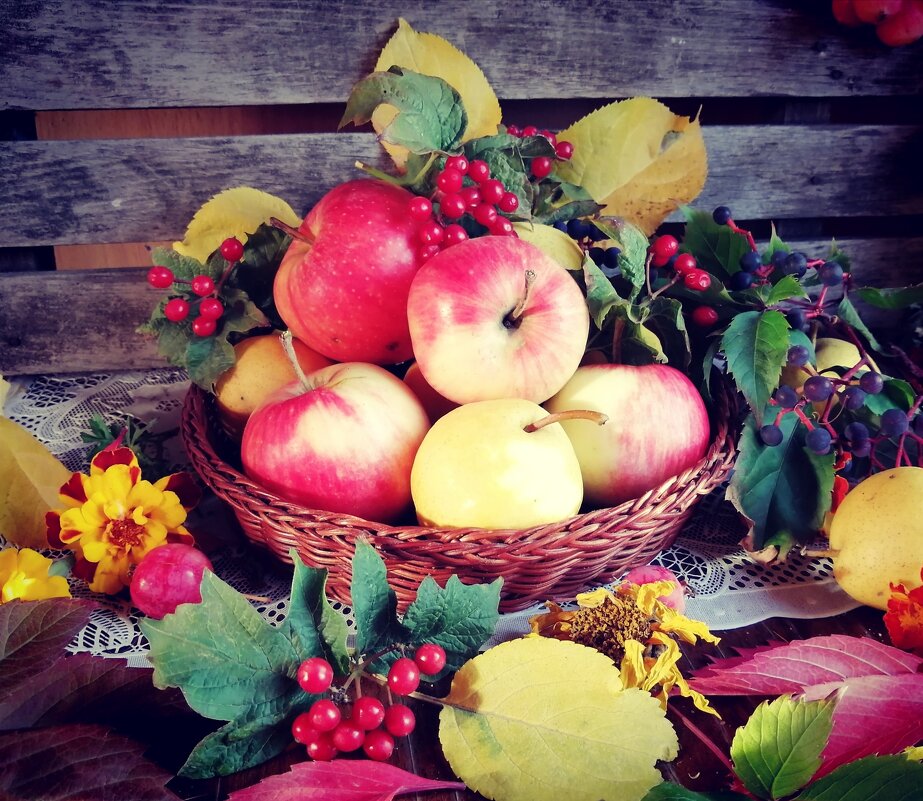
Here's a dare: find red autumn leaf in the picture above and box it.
[883,569,923,655]
[0,724,180,800]
[227,760,467,801]
[688,634,923,781]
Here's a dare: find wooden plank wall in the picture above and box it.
[1,0,922,375]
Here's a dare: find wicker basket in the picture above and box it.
[181,383,739,612]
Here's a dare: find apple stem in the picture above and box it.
[280,330,312,392]
[506,270,537,327]
[524,409,609,433]
[270,217,314,245]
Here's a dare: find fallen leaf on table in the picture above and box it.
[227,760,466,801]
[0,416,71,548]
[730,695,835,799]
[688,634,923,782]
[555,98,707,235]
[439,637,678,801]
[0,724,180,801]
[372,17,501,169]
[172,186,299,264]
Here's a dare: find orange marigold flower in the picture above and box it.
[45,446,200,594]
[0,547,71,603]
[884,567,923,655]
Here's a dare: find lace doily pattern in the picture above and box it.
[2,368,858,664]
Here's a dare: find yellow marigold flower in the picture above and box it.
[531,577,720,717]
[45,446,200,595]
[0,547,71,603]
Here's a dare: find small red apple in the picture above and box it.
[273,179,425,364]
[545,364,711,506]
[876,0,923,44]
[407,237,590,405]
[241,362,430,523]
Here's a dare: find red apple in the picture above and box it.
[273,179,425,364]
[402,362,459,423]
[406,237,590,405]
[544,364,711,506]
[240,362,430,523]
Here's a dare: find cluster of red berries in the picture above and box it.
[144,237,244,336]
[648,235,718,327]
[290,643,447,762]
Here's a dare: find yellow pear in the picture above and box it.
[410,399,590,529]
[214,333,332,439]
[827,466,923,609]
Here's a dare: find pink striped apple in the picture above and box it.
[273,179,425,364]
[240,362,430,523]
[545,364,710,506]
[406,237,590,405]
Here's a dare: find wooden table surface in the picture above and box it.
[161,605,887,801]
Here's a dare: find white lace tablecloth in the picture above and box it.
[2,368,859,666]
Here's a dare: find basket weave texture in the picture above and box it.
[182,383,739,612]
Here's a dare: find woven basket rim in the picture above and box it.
[180,378,740,543]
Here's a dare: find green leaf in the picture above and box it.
[582,255,631,330]
[142,571,303,724]
[645,296,692,370]
[766,275,808,306]
[855,283,923,310]
[825,240,851,273]
[795,754,923,801]
[185,333,236,390]
[863,378,917,416]
[400,575,502,678]
[350,540,408,668]
[532,178,603,226]
[681,207,751,279]
[593,217,649,288]
[151,247,222,283]
[179,709,295,779]
[730,695,835,800]
[721,310,791,424]
[619,321,667,366]
[643,784,750,800]
[837,296,882,352]
[761,223,790,263]
[282,555,350,677]
[727,411,836,553]
[230,223,290,328]
[340,67,467,154]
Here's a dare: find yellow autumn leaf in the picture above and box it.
[512,223,585,271]
[439,637,678,801]
[556,98,707,235]
[373,18,501,169]
[0,416,71,549]
[173,187,300,264]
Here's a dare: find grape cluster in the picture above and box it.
[145,236,243,337]
[757,346,922,469]
[290,643,447,762]
[406,129,574,262]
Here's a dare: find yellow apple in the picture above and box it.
[214,333,333,439]
[827,466,923,609]
[410,399,586,529]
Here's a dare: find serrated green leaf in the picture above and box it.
[727,411,835,552]
[766,275,808,305]
[855,284,923,310]
[179,709,295,779]
[643,784,750,800]
[400,575,502,678]
[141,572,303,723]
[795,754,923,801]
[618,322,666,366]
[281,555,350,677]
[761,223,790,263]
[593,217,649,288]
[731,695,835,800]
[532,178,603,225]
[229,223,290,328]
[681,207,750,279]
[340,67,467,154]
[582,255,630,329]
[185,335,236,391]
[837,296,882,352]
[351,540,408,670]
[721,310,791,424]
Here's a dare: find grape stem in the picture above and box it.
[727,219,758,253]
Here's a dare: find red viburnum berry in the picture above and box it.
[650,235,679,268]
[467,160,490,183]
[444,154,469,174]
[163,298,189,322]
[219,237,244,262]
[531,156,553,179]
[691,306,719,327]
[408,196,433,220]
[147,265,174,289]
[497,191,519,213]
[555,140,574,160]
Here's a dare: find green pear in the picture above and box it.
[410,399,603,529]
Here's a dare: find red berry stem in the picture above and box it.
[649,272,683,301]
